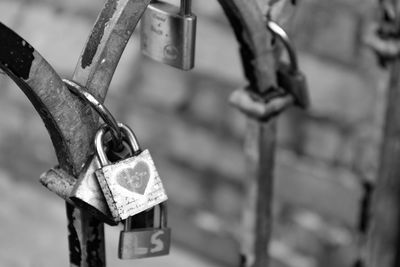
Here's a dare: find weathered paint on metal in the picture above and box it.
[73,0,153,100]
[0,21,104,267]
[0,23,34,80]
[67,0,153,266]
[81,0,118,69]
[1,0,292,266]
[0,22,90,174]
[1,0,153,266]
[67,204,84,267]
[40,167,76,203]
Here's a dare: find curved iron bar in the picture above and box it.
[0,22,91,174]
[217,2,285,267]
[0,0,288,266]
[0,1,152,267]
[217,0,277,94]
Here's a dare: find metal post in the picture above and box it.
[365,1,400,267]
[63,1,152,265]
[216,1,298,266]
[240,120,277,267]
[366,62,400,267]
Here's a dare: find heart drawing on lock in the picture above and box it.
[115,161,151,195]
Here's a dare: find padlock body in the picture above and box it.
[70,155,117,225]
[277,62,310,109]
[96,149,168,222]
[119,228,171,259]
[140,1,196,70]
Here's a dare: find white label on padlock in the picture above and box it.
[96,150,168,221]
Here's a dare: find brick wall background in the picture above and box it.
[0,0,385,266]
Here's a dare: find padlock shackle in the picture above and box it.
[180,0,192,15]
[95,122,141,167]
[123,202,168,231]
[267,21,299,73]
[159,202,168,228]
[124,216,132,231]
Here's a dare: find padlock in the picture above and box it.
[140,0,196,70]
[95,123,168,222]
[70,155,117,225]
[267,20,310,109]
[276,62,309,109]
[119,202,171,259]
[70,133,134,226]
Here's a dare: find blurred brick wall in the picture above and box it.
[0,0,384,266]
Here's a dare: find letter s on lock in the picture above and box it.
[150,230,165,253]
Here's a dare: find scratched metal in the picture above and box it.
[0,22,93,174]
[72,0,152,101]
[0,22,103,267]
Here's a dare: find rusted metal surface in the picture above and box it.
[66,1,152,266]
[72,0,152,101]
[40,167,76,204]
[0,22,90,174]
[0,21,106,267]
[366,1,400,267]
[1,0,294,266]
[1,0,151,266]
[70,0,292,265]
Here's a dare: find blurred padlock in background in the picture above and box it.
[0,0,382,266]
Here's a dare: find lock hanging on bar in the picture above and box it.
[70,155,117,225]
[140,0,197,70]
[95,123,168,222]
[119,202,171,259]
[267,21,310,109]
[69,138,133,226]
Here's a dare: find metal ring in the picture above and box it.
[63,79,123,147]
[95,122,141,166]
[267,20,299,73]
